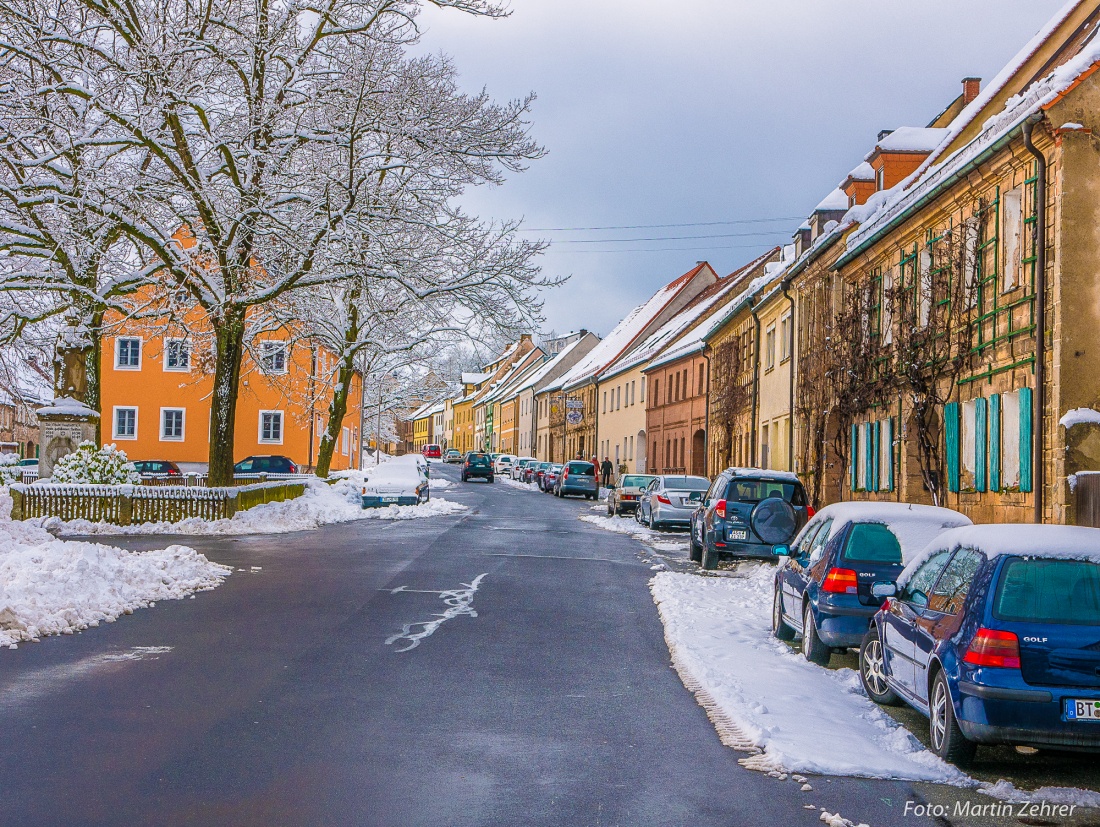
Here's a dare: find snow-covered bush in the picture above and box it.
[50,442,140,485]
[0,453,20,485]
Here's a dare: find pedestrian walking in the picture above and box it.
[601,457,614,488]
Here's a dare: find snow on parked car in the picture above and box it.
[361,454,430,508]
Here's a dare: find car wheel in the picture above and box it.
[772,589,795,641]
[488,475,494,483]
[607,500,614,516]
[859,627,901,706]
[689,525,703,563]
[700,536,718,571]
[802,602,831,666]
[461,473,467,482]
[930,670,976,767]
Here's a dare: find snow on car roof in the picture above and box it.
[808,502,972,560]
[368,455,426,481]
[898,523,1100,588]
[723,467,801,483]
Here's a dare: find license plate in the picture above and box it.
[1066,699,1100,721]
[728,529,748,541]
[380,496,400,503]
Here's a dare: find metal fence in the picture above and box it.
[9,480,306,525]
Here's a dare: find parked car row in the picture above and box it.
[506,457,599,499]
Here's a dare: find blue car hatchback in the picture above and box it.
[773,502,971,666]
[859,524,1100,766]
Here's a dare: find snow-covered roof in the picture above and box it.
[899,524,1100,589]
[478,350,545,404]
[799,502,972,561]
[0,354,51,407]
[840,3,1100,266]
[814,188,849,212]
[600,275,752,381]
[515,336,590,394]
[1061,408,1100,428]
[461,372,490,385]
[558,264,707,390]
[866,127,949,157]
[841,161,876,184]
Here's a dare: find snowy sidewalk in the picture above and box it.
[651,566,969,783]
[0,497,230,648]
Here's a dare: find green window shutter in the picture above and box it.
[945,402,961,493]
[1020,386,1033,493]
[885,417,895,492]
[872,421,881,492]
[975,397,987,493]
[864,423,873,492]
[989,394,1001,492]
[850,424,859,491]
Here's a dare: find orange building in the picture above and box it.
[100,316,362,473]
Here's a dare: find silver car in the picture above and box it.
[637,475,711,530]
[607,473,657,516]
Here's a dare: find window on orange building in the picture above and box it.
[260,342,287,374]
[161,408,185,441]
[260,411,283,444]
[113,407,137,440]
[116,338,141,370]
[164,339,191,371]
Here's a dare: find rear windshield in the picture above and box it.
[994,558,1100,625]
[468,454,489,462]
[567,462,594,475]
[665,476,710,492]
[725,479,806,506]
[621,475,655,488]
[842,523,903,564]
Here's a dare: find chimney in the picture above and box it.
[877,129,894,142]
[962,77,981,106]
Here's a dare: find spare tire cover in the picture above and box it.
[750,497,798,545]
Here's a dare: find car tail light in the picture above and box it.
[169,469,180,476]
[822,568,859,595]
[964,628,1021,669]
[656,495,671,505]
[715,499,726,519]
[290,463,298,473]
[806,505,816,518]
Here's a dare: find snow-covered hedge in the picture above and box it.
[0,454,20,485]
[50,442,140,485]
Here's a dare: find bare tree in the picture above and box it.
[709,336,751,470]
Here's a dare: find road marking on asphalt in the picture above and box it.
[0,646,173,705]
[383,574,487,653]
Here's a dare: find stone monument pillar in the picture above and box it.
[36,321,100,479]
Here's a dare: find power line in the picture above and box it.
[562,242,782,254]
[549,229,793,244]
[521,216,804,232]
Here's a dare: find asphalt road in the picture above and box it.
[1,463,1094,827]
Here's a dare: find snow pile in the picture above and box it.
[34,476,466,537]
[651,567,970,782]
[0,497,230,647]
[979,780,1100,809]
[0,454,20,485]
[50,442,140,485]
[499,476,535,491]
[581,514,689,554]
[1060,408,1100,429]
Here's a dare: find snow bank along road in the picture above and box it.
[0,462,1076,827]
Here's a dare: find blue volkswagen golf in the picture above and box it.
[859,524,1100,766]
[772,502,971,666]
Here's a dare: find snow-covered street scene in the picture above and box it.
[3,0,1100,825]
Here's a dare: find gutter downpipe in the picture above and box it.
[782,278,796,473]
[702,347,711,477]
[1022,114,1047,524]
[750,296,762,467]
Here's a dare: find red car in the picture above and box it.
[422,444,442,459]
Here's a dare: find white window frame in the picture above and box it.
[1002,187,1023,293]
[961,399,977,489]
[259,341,288,375]
[113,406,138,440]
[1002,392,1022,488]
[259,410,284,444]
[765,324,776,371]
[114,337,142,370]
[163,338,191,372]
[342,426,350,455]
[780,314,792,362]
[160,407,186,441]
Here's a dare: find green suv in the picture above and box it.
[461,451,494,483]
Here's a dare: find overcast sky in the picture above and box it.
[415,0,1067,338]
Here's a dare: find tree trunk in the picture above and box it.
[208,307,247,486]
[315,359,355,478]
[86,307,104,444]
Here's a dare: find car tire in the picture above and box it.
[488,475,494,483]
[930,670,976,767]
[859,627,902,706]
[461,473,467,482]
[689,526,703,563]
[772,589,795,641]
[607,500,614,516]
[700,537,718,571]
[802,602,831,666]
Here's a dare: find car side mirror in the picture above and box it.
[772,544,791,557]
[871,582,897,599]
